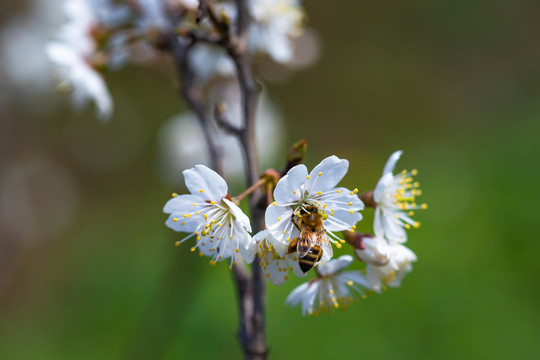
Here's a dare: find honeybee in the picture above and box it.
[288,205,333,273]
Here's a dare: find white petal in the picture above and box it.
[317,255,353,277]
[340,271,371,289]
[285,282,309,306]
[373,173,393,202]
[265,205,295,243]
[163,194,202,214]
[305,156,349,193]
[223,198,252,232]
[301,282,319,316]
[252,229,269,243]
[324,209,362,232]
[273,164,307,204]
[382,150,403,175]
[183,165,228,201]
[261,252,289,286]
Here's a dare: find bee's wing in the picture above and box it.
[296,236,313,258]
[316,230,333,262]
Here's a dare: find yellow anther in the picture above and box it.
[218,223,222,227]
[421,203,428,210]
[333,303,339,309]
[229,235,233,239]
[196,211,200,215]
[200,189,204,193]
[209,260,216,266]
[286,237,290,242]
[187,214,191,218]
[197,236,201,240]
[349,192,354,195]
[180,222,185,225]
[272,201,277,206]
[193,203,197,206]
[405,224,411,229]
[175,241,180,247]
[413,181,420,188]
[413,222,421,229]
[284,275,288,280]
[318,172,322,176]
[317,191,322,195]
[348,202,352,206]
[347,280,353,286]
[228,266,232,270]
[336,189,341,193]
[354,188,358,193]
[233,261,237,266]
[190,247,196,252]
[351,225,356,230]
[201,230,208,236]
[195,231,199,235]
[340,239,345,244]
[277,217,281,221]
[266,273,270,278]
[282,230,286,234]
[293,190,297,194]
[172,193,177,197]
[335,242,342,249]
[349,210,354,214]
[235,248,239,253]
[408,211,415,216]
[199,252,203,257]
[329,289,334,294]
[173,218,178,222]
[395,214,400,218]
[411,169,418,176]
[210,200,215,205]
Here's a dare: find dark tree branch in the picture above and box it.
[167,1,267,358]
[214,103,243,135]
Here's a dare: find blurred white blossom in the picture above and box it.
[158,81,283,183]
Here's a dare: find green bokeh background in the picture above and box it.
[1,0,539,359]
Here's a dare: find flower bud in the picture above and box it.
[346,232,390,266]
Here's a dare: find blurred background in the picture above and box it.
[1,0,539,359]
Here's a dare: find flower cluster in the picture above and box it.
[47,0,310,119]
[164,152,425,315]
[352,150,426,292]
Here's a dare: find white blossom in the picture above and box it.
[365,243,417,292]
[163,165,255,266]
[46,0,114,119]
[248,0,304,63]
[353,233,391,266]
[250,230,306,285]
[265,156,364,264]
[286,255,370,316]
[373,150,427,243]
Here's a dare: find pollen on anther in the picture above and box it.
[175,241,180,247]
[351,225,356,230]
[173,218,178,222]
[336,189,341,193]
[348,202,352,206]
[235,248,239,253]
[317,191,322,195]
[193,203,197,206]
[210,200,215,205]
[200,189,204,193]
[354,188,358,194]
[306,175,310,179]
[318,172,322,176]
[229,235,233,239]
[349,210,354,214]
[277,217,281,221]
[282,230,286,234]
[347,280,353,286]
[266,273,270,278]
[293,190,297,194]
[272,201,277,206]
[421,203,428,210]
[172,193,177,197]
[180,222,185,225]
[190,247,196,252]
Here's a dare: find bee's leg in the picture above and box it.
[287,238,298,254]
